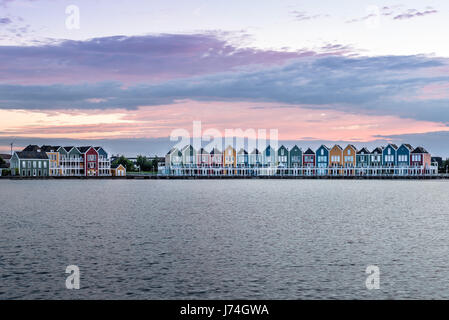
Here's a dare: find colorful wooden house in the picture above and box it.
[303,148,315,167]
[237,148,249,167]
[59,146,84,176]
[78,146,99,176]
[10,150,50,177]
[196,148,211,167]
[329,145,343,167]
[370,147,382,167]
[277,145,289,167]
[111,163,126,176]
[289,145,302,167]
[210,147,223,167]
[356,148,370,167]
[382,144,398,167]
[93,147,111,176]
[249,148,261,167]
[165,147,182,168]
[397,144,413,167]
[411,147,431,167]
[223,145,236,167]
[316,145,329,175]
[262,145,276,167]
[343,145,357,167]
[181,145,196,167]
[41,145,61,176]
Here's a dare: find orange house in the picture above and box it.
[111,164,126,176]
[329,145,343,175]
[343,144,357,175]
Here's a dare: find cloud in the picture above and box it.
[0,33,333,85]
[394,8,438,20]
[0,17,12,25]
[1,54,449,124]
[346,5,438,23]
[290,10,330,21]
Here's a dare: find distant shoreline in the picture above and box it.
[1,175,449,180]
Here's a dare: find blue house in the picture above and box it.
[382,144,398,167]
[289,145,302,167]
[356,147,370,167]
[263,145,276,167]
[277,145,289,167]
[316,145,329,175]
[237,148,248,167]
[397,144,413,167]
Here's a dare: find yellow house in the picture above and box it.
[329,145,343,175]
[111,164,126,176]
[223,145,236,175]
[42,145,61,176]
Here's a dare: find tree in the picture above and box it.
[112,155,136,172]
[0,156,5,167]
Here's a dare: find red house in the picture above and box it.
[302,148,316,167]
[410,147,431,168]
[79,146,99,176]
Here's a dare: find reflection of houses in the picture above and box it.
[111,164,126,176]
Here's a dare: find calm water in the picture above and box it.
[1,179,449,299]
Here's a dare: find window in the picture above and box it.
[321,149,324,155]
[44,162,47,168]
[347,150,351,155]
[33,161,37,168]
[38,161,41,168]
[22,161,26,167]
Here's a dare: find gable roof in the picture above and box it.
[291,145,301,151]
[78,146,94,153]
[357,147,371,154]
[0,154,12,160]
[371,147,383,154]
[63,146,75,152]
[40,145,60,152]
[412,146,429,154]
[400,143,413,151]
[331,144,343,151]
[386,143,398,150]
[304,148,315,155]
[209,147,222,155]
[250,148,260,154]
[237,148,248,154]
[345,144,357,152]
[198,148,209,154]
[23,145,40,152]
[111,163,125,169]
[317,144,329,151]
[15,151,49,160]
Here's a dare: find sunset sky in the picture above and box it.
[1,0,449,156]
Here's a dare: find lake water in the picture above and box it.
[1,179,449,299]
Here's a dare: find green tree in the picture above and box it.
[0,156,6,166]
[112,155,136,172]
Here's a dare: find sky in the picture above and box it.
[1,0,449,157]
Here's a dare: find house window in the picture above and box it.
[33,161,37,168]
[44,162,47,168]
[22,161,26,167]
[38,161,41,168]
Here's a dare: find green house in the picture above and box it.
[10,151,49,176]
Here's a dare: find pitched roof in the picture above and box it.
[357,147,371,154]
[63,146,75,152]
[372,147,383,154]
[15,151,49,160]
[304,148,315,155]
[40,145,60,152]
[237,148,248,154]
[345,144,357,152]
[412,146,428,154]
[210,148,222,155]
[317,145,329,151]
[111,164,125,169]
[402,143,413,151]
[250,148,260,154]
[0,154,12,160]
[166,147,179,155]
[198,148,209,154]
[331,144,343,150]
[78,146,94,153]
[23,145,40,152]
[388,143,398,149]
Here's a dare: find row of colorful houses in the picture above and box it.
[162,144,435,176]
[9,145,126,177]
[165,144,432,168]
